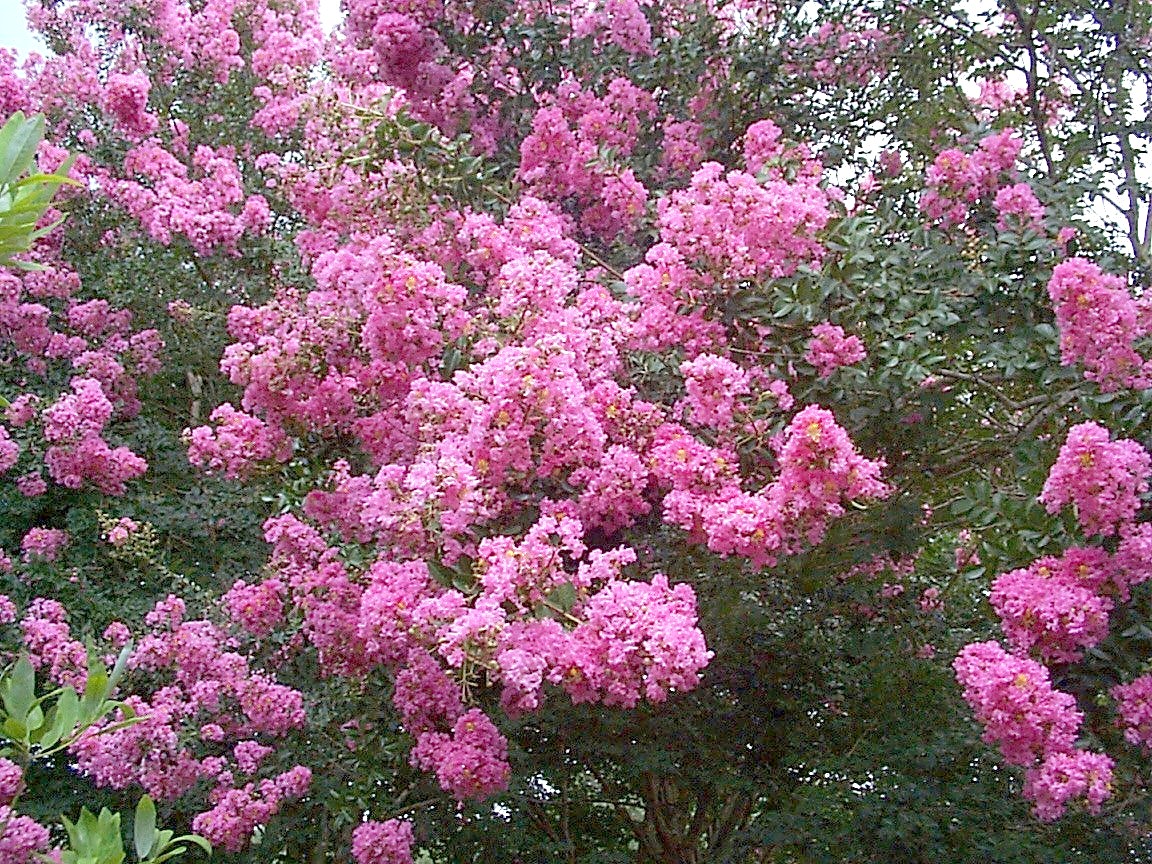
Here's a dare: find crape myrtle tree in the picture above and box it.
[0,0,1149,862]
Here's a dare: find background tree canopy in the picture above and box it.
[0,0,1149,862]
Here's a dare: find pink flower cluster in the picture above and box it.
[954,641,1112,820]
[1039,422,1151,537]
[0,426,18,474]
[1022,750,1114,822]
[260,497,713,799]
[0,759,25,806]
[518,78,655,239]
[657,156,829,283]
[954,641,1082,765]
[805,323,867,378]
[1112,674,1152,750]
[186,404,293,479]
[0,805,50,863]
[567,573,710,708]
[19,528,70,564]
[219,237,469,445]
[959,417,1152,819]
[995,182,1046,232]
[104,516,140,547]
[41,377,147,494]
[111,144,271,256]
[223,578,288,638]
[678,353,749,429]
[352,819,415,864]
[919,130,1042,230]
[192,766,312,852]
[103,70,157,138]
[0,258,160,500]
[660,118,706,179]
[20,598,88,689]
[624,243,726,355]
[410,708,510,801]
[70,596,309,851]
[1046,258,1152,391]
[990,550,1113,664]
[661,406,890,567]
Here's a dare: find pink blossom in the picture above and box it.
[103,70,157,137]
[223,579,286,638]
[192,767,311,852]
[352,819,414,864]
[678,353,749,429]
[0,759,25,805]
[1040,422,1150,536]
[185,404,292,479]
[0,426,17,474]
[805,323,867,378]
[4,395,38,428]
[102,621,131,647]
[919,587,942,612]
[0,805,49,862]
[104,516,140,547]
[1047,258,1151,391]
[41,378,147,494]
[657,159,829,282]
[920,130,1022,228]
[1116,522,1152,591]
[16,473,46,498]
[990,561,1112,663]
[1023,750,1113,821]
[995,182,1045,232]
[21,598,87,689]
[20,528,69,563]
[742,119,785,175]
[953,641,1083,766]
[1113,673,1152,750]
[567,574,712,708]
[411,709,510,802]
[660,119,704,177]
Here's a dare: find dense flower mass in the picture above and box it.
[2,0,1148,854]
[954,641,1112,819]
[1023,750,1114,822]
[352,819,415,864]
[1112,674,1152,750]
[185,404,293,479]
[954,641,1083,766]
[0,805,50,862]
[990,556,1112,663]
[919,129,1027,229]
[1040,422,1151,537]
[805,323,866,378]
[954,403,1152,821]
[62,596,310,844]
[656,160,830,282]
[1046,258,1151,391]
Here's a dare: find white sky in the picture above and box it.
[0,0,344,58]
[0,0,1140,247]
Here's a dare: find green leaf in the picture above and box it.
[2,657,37,727]
[173,835,211,856]
[546,582,577,613]
[108,643,133,693]
[0,112,43,187]
[40,685,80,749]
[135,796,157,861]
